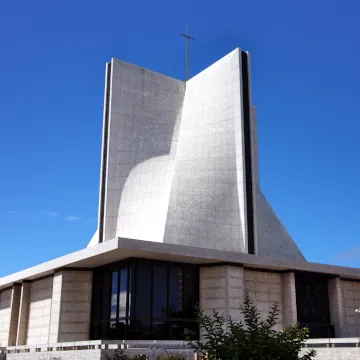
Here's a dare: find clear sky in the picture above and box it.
[0,0,359,277]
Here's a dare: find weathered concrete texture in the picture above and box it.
[341,279,360,336]
[0,289,12,347]
[90,48,306,263]
[165,49,247,252]
[104,59,185,243]
[255,189,305,261]
[244,270,283,331]
[281,272,297,326]
[26,277,53,345]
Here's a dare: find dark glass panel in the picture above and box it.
[183,267,199,318]
[118,268,128,318]
[184,322,199,340]
[152,319,169,340]
[295,273,332,338]
[127,318,152,340]
[135,263,152,319]
[167,321,184,340]
[169,267,183,318]
[110,271,118,320]
[152,265,168,317]
[114,319,126,340]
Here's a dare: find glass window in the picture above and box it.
[118,268,128,319]
[134,263,151,320]
[169,267,183,318]
[92,260,199,341]
[152,265,168,318]
[110,271,118,320]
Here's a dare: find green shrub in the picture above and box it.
[191,295,316,360]
[105,349,147,360]
[156,353,187,360]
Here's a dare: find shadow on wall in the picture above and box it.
[104,60,185,241]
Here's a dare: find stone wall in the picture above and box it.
[340,279,360,336]
[244,270,283,330]
[200,265,244,327]
[328,277,345,337]
[26,277,53,345]
[0,289,12,347]
[282,272,297,326]
[57,271,92,342]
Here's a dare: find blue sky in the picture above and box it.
[0,0,360,276]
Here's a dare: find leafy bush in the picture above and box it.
[105,349,147,360]
[156,352,187,360]
[191,295,316,360]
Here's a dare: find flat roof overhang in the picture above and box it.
[1,237,360,290]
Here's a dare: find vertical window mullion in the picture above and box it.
[125,264,131,339]
[166,266,170,320]
[116,270,120,325]
[150,264,154,337]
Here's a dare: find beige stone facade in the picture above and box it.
[0,270,92,347]
[340,279,360,337]
[244,269,283,331]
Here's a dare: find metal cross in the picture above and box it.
[181,26,195,81]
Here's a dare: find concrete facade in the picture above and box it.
[89,48,307,263]
[282,272,297,326]
[200,266,244,326]
[0,270,92,348]
[244,270,283,331]
[26,277,53,345]
[341,279,360,337]
[2,47,360,359]
[0,290,12,347]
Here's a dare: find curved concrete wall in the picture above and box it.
[93,48,306,262]
[103,59,185,242]
[164,49,247,251]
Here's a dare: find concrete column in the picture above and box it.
[49,270,92,343]
[200,265,244,334]
[282,272,297,326]
[49,272,63,343]
[8,284,21,346]
[0,289,12,347]
[328,277,345,337]
[16,282,31,345]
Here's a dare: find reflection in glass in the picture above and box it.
[110,271,118,319]
[169,267,183,318]
[153,266,167,318]
[95,260,199,340]
[118,268,128,318]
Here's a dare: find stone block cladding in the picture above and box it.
[281,272,297,326]
[328,277,345,337]
[15,283,30,346]
[26,277,53,345]
[7,285,21,346]
[340,279,360,336]
[57,270,92,342]
[0,289,12,347]
[244,270,283,331]
[200,265,244,333]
